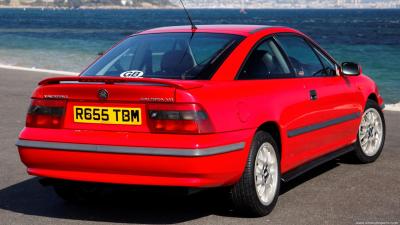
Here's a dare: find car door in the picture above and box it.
[236,37,319,172]
[275,34,362,166]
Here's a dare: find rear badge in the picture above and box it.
[120,70,144,78]
[43,95,68,99]
[139,97,174,103]
[98,89,108,100]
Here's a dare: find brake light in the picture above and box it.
[147,103,214,134]
[26,99,66,128]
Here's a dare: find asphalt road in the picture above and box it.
[0,68,399,225]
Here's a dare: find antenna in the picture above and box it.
[179,0,197,31]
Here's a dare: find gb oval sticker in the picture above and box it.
[120,70,144,78]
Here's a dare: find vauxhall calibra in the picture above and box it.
[17,25,386,216]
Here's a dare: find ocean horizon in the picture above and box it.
[0,8,399,104]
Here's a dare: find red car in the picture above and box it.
[17,25,386,216]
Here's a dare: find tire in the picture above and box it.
[53,180,103,203]
[353,99,386,163]
[230,131,281,217]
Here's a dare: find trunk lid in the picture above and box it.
[33,76,202,132]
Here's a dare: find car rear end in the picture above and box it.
[16,29,252,188]
[17,75,251,188]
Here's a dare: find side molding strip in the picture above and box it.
[16,140,245,157]
[287,112,361,138]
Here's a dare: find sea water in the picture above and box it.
[0,8,399,104]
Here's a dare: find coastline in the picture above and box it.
[385,103,400,112]
[0,64,78,76]
[0,6,400,10]
[0,64,399,112]
[0,5,179,10]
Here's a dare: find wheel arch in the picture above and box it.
[256,121,282,156]
[367,93,378,103]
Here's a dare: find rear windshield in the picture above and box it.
[82,33,243,80]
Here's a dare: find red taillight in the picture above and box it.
[147,103,214,134]
[26,99,66,128]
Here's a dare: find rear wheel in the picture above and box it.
[230,131,280,217]
[354,99,385,163]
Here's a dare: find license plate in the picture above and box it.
[73,106,141,125]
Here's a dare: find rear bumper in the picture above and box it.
[16,134,251,187]
[16,139,244,157]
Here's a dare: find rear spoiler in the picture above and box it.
[38,76,203,90]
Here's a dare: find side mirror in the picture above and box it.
[341,62,361,76]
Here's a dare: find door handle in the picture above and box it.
[309,90,318,101]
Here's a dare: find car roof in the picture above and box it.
[138,24,290,36]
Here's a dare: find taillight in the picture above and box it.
[147,103,214,134]
[26,99,66,128]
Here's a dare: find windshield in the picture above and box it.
[82,33,243,80]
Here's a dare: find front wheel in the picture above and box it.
[230,131,280,217]
[354,99,386,163]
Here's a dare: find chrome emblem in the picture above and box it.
[98,89,108,100]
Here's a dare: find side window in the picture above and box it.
[238,38,291,80]
[313,47,337,76]
[276,35,325,77]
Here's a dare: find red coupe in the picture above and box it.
[17,25,386,216]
